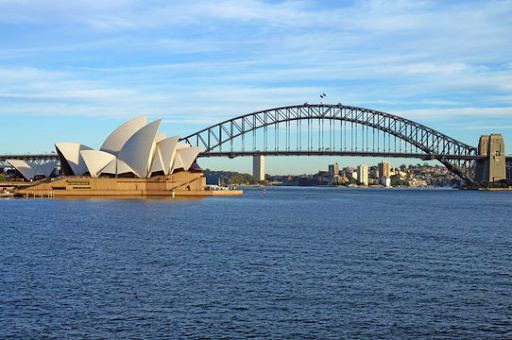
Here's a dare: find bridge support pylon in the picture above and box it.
[474,134,506,183]
[253,154,265,181]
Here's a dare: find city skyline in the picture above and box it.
[1,0,511,175]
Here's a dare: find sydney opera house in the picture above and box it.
[10,116,242,197]
[55,116,202,179]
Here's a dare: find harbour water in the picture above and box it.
[1,187,512,339]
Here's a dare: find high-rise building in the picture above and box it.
[357,164,368,185]
[378,160,390,179]
[328,163,339,177]
[253,154,265,181]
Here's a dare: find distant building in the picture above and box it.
[378,160,391,179]
[253,154,265,181]
[350,172,358,181]
[328,163,339,177]
[357,164,368,185]
[380,177,391,187]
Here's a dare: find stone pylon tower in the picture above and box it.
[474,134,506,182]
[253,154,265,181]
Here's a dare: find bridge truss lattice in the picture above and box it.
[181,104,479,182]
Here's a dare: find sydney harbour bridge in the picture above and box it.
[2,104,511,184]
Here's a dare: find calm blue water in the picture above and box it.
[1,187,512,339]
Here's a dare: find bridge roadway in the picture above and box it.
[1,151,510,164]
[0,151,498,162]
[202,151,487,160]
[0,154,59,161]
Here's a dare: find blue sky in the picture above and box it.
[1,0,511,175]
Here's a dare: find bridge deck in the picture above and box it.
[200,151,488,160]
[1,153,511,162]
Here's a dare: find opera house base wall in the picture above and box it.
[14,172,243,198]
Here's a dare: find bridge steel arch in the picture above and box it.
[181,104,479,183]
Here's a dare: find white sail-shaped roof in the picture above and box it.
[80,150,116,178]
[171,145,186,172]
[154,132,166,143]
[100,116,147,156]
[150,135,179,176]
[7,159,58,181]
[38,160,59,177]
[101,158,135,176]
[171,144,202,172]
[55,143,93,176]
[177,146,203,171]
[7,159,36,181]
[117,119,162,178]
[166,138,180,175]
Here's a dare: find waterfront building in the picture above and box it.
[343,166,354,174]
[328,163,339,177]
[357,164,369,185]
[253,154,265,181]
[330,175,342,184]
[351,172,358,181]
[380,177,391,187]
[378,160,391,179]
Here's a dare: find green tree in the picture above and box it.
[298,177,311,186]
[390,174,405,186]
[203,169,259,185]
[0,174,5,182]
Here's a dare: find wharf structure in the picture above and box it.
[9,116,242,198]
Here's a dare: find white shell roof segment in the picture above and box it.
[55,143,93,176]
[150,135,179,176]
[172,151,184,171]
[176,146,203,171]
[100,116,147,155]
[171,143,189,171]
[7,159,36,181]
[7,159,58,181]
[38,160,59,177]
[154,132,167,143]
[101,158,135,175]
[80,150,116,178]
[117,119,162,178]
